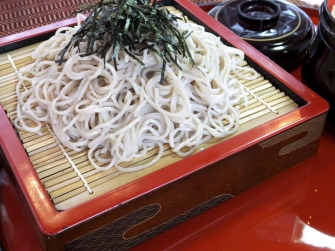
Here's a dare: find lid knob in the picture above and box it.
[237,0,280,30]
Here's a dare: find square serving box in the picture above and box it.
[0,1,329,250]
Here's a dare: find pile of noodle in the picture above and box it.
[15,14,257,172]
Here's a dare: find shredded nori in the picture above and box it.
[56,0,195,82]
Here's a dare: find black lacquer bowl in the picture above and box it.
[302,0,335,131]
[209,0,315,71]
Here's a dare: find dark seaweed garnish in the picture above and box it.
[56,0,195,82]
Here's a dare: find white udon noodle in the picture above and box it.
[15,14,258,172]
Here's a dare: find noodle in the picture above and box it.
[15,13,257,172]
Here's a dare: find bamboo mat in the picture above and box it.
[0,41,298,210]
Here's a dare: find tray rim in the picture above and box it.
[0,0,329,235]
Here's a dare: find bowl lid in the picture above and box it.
[209,0,309,42]
[208,0,314,70]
